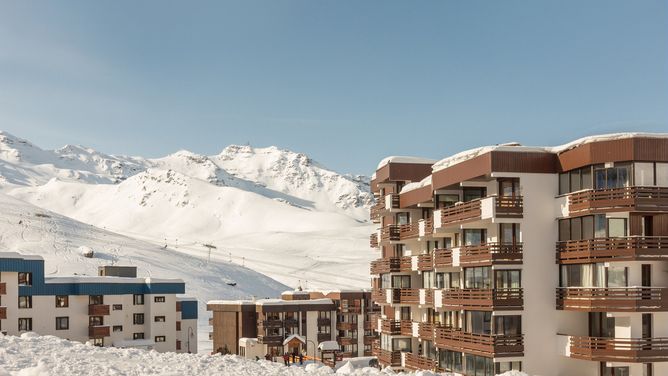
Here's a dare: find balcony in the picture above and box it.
[418,322,435,340]
[380,225,400,242]
[435,328,524,357]
[380,319,401,335]
[317,333,332,342]
[400,320,413,336]
[364,335,378,345]
[336,322,356,331]
[370,257,411,275]
[556,287,668,312]
[433,248,453,267]
[88,304,110,316]
[370,199,384,223]
[317,318,331,326]
[364,321,374,330]
[371,288,386,304]
[436,200,482,227]
[557,237,668,264]
[495,196,524,218]
[261,319,283,328]
[441,288,523,311]
[392,288,420,304]
[404,352,437,371]
[566,335,668,362]
[459,243,523,266]
[0,282,5,295]
[88,325,110,338]
[258,335,284,345]
[568,186,668,214]
[0,306,6,320]
[283,318,299,327]
[373,346,402,367]
[337,336,358,346]
[370,233,379,248]
[399,223,419,240]
[418,218,434,238]
[417,254,433,271]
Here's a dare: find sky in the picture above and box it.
[0,1,666,175]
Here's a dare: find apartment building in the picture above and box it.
[0,252,198,353]
[369,134,668,376]
[207,290,379,359]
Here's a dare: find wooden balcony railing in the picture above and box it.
[0,306,6,320]
[399,223,419,240]
[364,321,374,330]
[373,345,402,366]
[336,322,356,331]
[261,319,283,328]
[370,233,379,248]
[495,196,524,217]
[557,237,668,264]
[423,289,434,305]
[370,257,412,275]
[420,217,434,237]
[371,288,386,304]
[434,248,453,267]
[337,336,357,346]
[283,318,299,327]
[418,322,435,340]
[317,333,332,342]
[569,186,668,214]
[404,352,437,371]
[441,288,523,311]
[400,320,413,336]
[460,243,523,266]
[568,336,668,362]
[556,287,668,312]
[381,225,401,242]
[435,328,524,357]
[417,254,433,271]
[0,282,6,295]
[88,325,110,338]
[88,304,110,316]
[258,335,284,345]
[438,200,482,227]
[364,335,379,345]
[387,194,400,210]
[370,199,384,222]
[380,319,401,335]
[392,288,420,304]
[317,318,331,326]
[342,305,362,314]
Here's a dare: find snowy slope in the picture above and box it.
[0,192,288,352]
[0,130,375,291]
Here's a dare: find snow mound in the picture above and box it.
[0,333,489,376]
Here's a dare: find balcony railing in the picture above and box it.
[435,328,524,357]
[337,336,357,346]
[557,237,668,264]
[0,306,6,320]
[400,320,413,336]
[556,287,668,312]
[380,319,401,335]
[373,345,402,367]
[438,200,482,227]
[370,199,384,222]
[370,257,411,275]
[419,218,434,237]
[418,322,435,340]
[434,248,453,267]
[371,288,386,304]
[283,318,299,327]
[392,288,420,304]
[386,194,400,210]
[568,336,668,362]
[495,196,524,217]
[441,288,523,311]
[0,282,5,295]
[364,335,379,345]
[370,233,379,248]
[569,186,668,213]
[459,243,523,266]
[417,254,433,271]
[88,304,110,316]
[258,335,284,345]
[404,352,437,371]
[317,333,332,342]
[381,225,401,242]
[88,325,110,338]
[399,223,419,240]
[261,319,283,328]
[317,317,331,326]
[336,322,356,331]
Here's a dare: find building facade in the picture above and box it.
[0,252,198,353]
[207,290,379,359]
[369,134,668,376]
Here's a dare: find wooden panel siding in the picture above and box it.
[434,328,524,358]
[438,200,482,227]
[88,326,110,338]
[88,304,110,316]
[568,187,668,213]
[404,352,437,371]
[556,288,668,312]
[400,184,433,208]
[0,282,5,295]
[557,237,668,264]
[434,248,453,267]
[459,243,523,266]
[0,306,6,320]
[568,336,668,362]
[441,288,524,311]
[558,137,668,172]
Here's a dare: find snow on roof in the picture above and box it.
[281,290,310,296]
[239,337,258,345]
[318,341,340,351]
[112,339,156,348]
[207,298,334,306]
[283,334,306,346]
[400,175,432,194]
[548,132,668,154]
[0,252,44,261]
[176,296,197,302]
[44,276,183,284]
[376,156,436,170]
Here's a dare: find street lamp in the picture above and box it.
[187,326,194,353]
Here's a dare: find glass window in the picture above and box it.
[559,219,570,241]
[499,179,520,197]
[392,338,411,352]
[607,267,628,288]
[465,267,491,289]
[154,316,166,322]
[89,295,103,305]
[133,332,145,340]
[497,361,522,374]
[494,315,521,335]
[635,163,655,186]
[134,294,144,305]
[113,304,123,310]
[571,217,582,240]
[422,271,434,289]
[657,163,668,187]
[559,173,570,194]
[463,229,486,246]
[18,272,32,286]
[595,215,607,238]
[500,223,519,244]
[155,336,166,342]
[113,325,123,332]
[392,275,411,288]
[582,216,594,240]
[463,187,486,202]
[608,218,627,237]
[495,270,521,289]
[18,318,32,331]
[18,296,32,309]
[439,350,463,372]
[133,313,145,325]
[92,338,103,347]
[570,170,581,192]
[581,167,593,190]
[56,317,69,330]
[435,273,445,289]
[55,295,68,308]
[89,316,103,326]
[466,311,491,335]
[154,296,166,303]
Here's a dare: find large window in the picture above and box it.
[595,164,631,189]
[133,313,145,325]
[499,223,520,244]
[465,354,494,376]
[496,361,522,374]
[439,350,463,373]
[494,315,521,336]
[436,272,460,289]
[18,296,32,309]
[89,295,103,305]
[18,318,32,331]
[463,187,486,202]
[560,264,627,288]
[392,275,411,289]
[18,272,32,286]
[392,338,411,352]
[422,271,434,288]
[495,270,521,289]
[55,317,69,330]
[559,215,626,241]
[465,311,491,335]
[464,267,491,289]
[559,166,593,194]
[499,178,520,197]
[463,229,486,246]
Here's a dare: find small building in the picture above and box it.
[0,252,198,353]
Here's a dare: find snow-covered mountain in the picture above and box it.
[0,130,375,292]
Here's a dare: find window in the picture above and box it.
[55,317,69,330]
[422,271,434,288]
[55,295,68,308]
[499,178,520,197]
[154,296,166,303]
[89,295,104,305]
[465,354,494,376]
[176,340,182,351]
[635,163,655,186]
[465,311,491,335]
[18,318,32,331]
[113,325,123,332]
[463,187,486,202]
[89,316,104,326]
[92,338,103,347]
[495,270,521,289]
[657,163,668,187]
[18,272,32,286]
[133,333,145,340]
[496,361,522,374]
[392,337,411,352]
[607,266,628,287]
[464,267,491,289]
[318,325,331,334]
[391,275,411,288]
[400,307,411,321]
[113,304,123,311]
[463,229,486,246]
[133,313,145,325]
[594,164,631,189]
[608,218,628,238]
[499,223,519,244]
[494,315,521,336]
[155,336,166,342]
[176,321,181,331]
[154,316,166,322]
[133,294,144,305]
[439,350,463,373]
[18,296,32,309]
[559,173,570,195]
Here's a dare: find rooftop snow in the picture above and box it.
[44,276,184,284]
[376,156,436,170]
[0,252,44,260]
[400,175,432,194]
[547,132,668,154]
[207,298,334,306]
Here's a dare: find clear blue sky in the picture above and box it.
[1,1,666,174]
